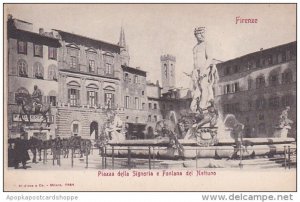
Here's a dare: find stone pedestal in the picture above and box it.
[273,126,291,138]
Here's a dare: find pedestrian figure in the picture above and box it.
[14,134,30,169]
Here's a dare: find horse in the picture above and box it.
[26,137,54,162]
[61,138,70,158]
[28,137,42,163]
[80,139,92,156]
[69,136,92,158]
[69,136,82,157]
[15,93,51,126]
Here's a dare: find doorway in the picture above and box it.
[90,121,99,139]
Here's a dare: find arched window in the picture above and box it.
[17,59,28,77]
[15,87,29,103]
[104,86,115,109]
[33,62,44,79]
[16,87,29,95]
[124,73,129,82]
[48,65,57,81]
[103,52,114,76]
[269,73,279,86]
[282,69,293,84]
[67,81,80,106]
[71,120,80,136]
[67,43,80,71]
[256,75,265,88]
[48,90,57,106]
[86,84,99,107]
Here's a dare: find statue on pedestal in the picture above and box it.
[181,27,220,145]
[191,27,218,111]
[274,106,293,138]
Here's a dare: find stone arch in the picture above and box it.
[86,47,97,54]
[103,51,114,57]
[281,67,293,84]
[67,81,81,88]
[255,73,266,88]
[268,68,280,86]
[104,85,115,91]
[48,64,57,80]
[86,83,99,89]
[16,87,29,95]
[70,120,81,136]
[90,121,99,139]
[66,43,80,49]
[147,126,154,138]
[17,59,28,77]
[33,62,44,79]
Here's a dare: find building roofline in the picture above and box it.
[219,41,296,65]
[146,83,163,89]
[9,25,60,42]
[14,18,33,25]
[53,29,122,48]
[122,65,147,73]
[147,96,161,100]
[121,65,147,77]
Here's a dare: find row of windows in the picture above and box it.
[148,103,158,110]
[12,87,57,107]
[124,73,140,84]
[252,95,294,110]
[124,96,140,110]
[222,70,293,94]
[12,86,116,108]
[125,116,140,123]
[251,71,293,89]
[124,98,176,111]
[148,115,158,122]
[224,82,239,94]
[18,41,57,60]
[67,88,115,108]
[223,94,294,113]
[17,59,57,80]
[12,93,57,107]
[68,47,114,76]
[223,48,295,76]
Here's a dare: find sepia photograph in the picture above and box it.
[3,3,297,191]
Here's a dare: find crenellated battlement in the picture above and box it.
[160,54,176,62]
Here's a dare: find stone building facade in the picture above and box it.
[215,41,296,138]
[121,65,148,138]
[8,16,293,141]
[7,16,60,140]
[54,29,125,139]
[145,82,163,137]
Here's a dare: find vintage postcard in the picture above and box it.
[3,4,296,191]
